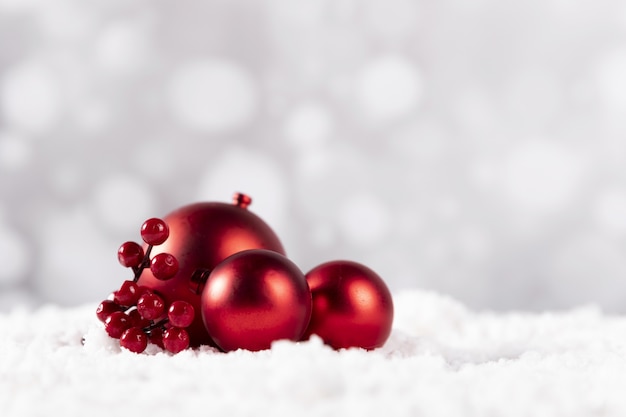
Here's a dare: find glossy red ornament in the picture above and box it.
[200,249,312,352]
[303,260,394,350]
[137,194,285,346]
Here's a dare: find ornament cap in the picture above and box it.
[233,192,252,209]
[189,268,212,295]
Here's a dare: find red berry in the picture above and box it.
[120,327,148,353]
[96,300,123,322]
[137,291,165,320]
[117,241,144,268]
[168,301,195,328]
[149,327,165,349]
[113,280,141,307]
[141,218,169,246]
[163,328,190,354]
[136,285,151,298]
[150,253,179,280]
[104,311,132,339]
[127,309,150,329]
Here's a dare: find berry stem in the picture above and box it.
[145,317,168,332]
[132,245,153,282]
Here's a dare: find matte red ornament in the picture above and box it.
[136,193,285,347]
[200,249,312,352]
[303,260,394,350]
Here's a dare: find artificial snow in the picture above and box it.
[2,289,626,416]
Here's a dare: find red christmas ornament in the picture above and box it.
[136,193,285,346]
[303,260,394,350]
[200,249,312,352]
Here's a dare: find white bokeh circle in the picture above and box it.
[468,158,498,191]
[35,208,123,305]
[354,55,422,124]
[169,58,258,132]
[0,62,63,133]
[454,88,496,134]
[294,148,334,182]
[502,140,586,214]
[72,100,112,133]
[0,225,30,285]
[283,102,333,148]
[309,221,336,249]
[0,0,41,13]
[0,131,32,171]
[505,69,562,127]
[95,19,152,75]
[336,193,391,246]
[91,175,156,235]
[548,234,626,310]
[51,165,84,197]
[595,49,626,113]
[456,226,492,263]
[592,187,626,236]
[363,0,420,41]
[37,0,97,41]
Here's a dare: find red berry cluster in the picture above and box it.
[95,218,193,354]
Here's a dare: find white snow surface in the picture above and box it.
[2,289,626,416]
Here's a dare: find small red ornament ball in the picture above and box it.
[200,249,312,352]
[303,260,394,350]
[137,195,285,347]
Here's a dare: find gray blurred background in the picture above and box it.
[2,0,626,313]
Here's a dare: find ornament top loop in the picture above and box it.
[233,192,252,209]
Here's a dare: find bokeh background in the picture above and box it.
[2,0,626,313]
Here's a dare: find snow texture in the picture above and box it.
[2,289,625,417]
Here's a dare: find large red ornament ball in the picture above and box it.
[200,249,312,352]
[303,260,394,350]
[137,196,285,347]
